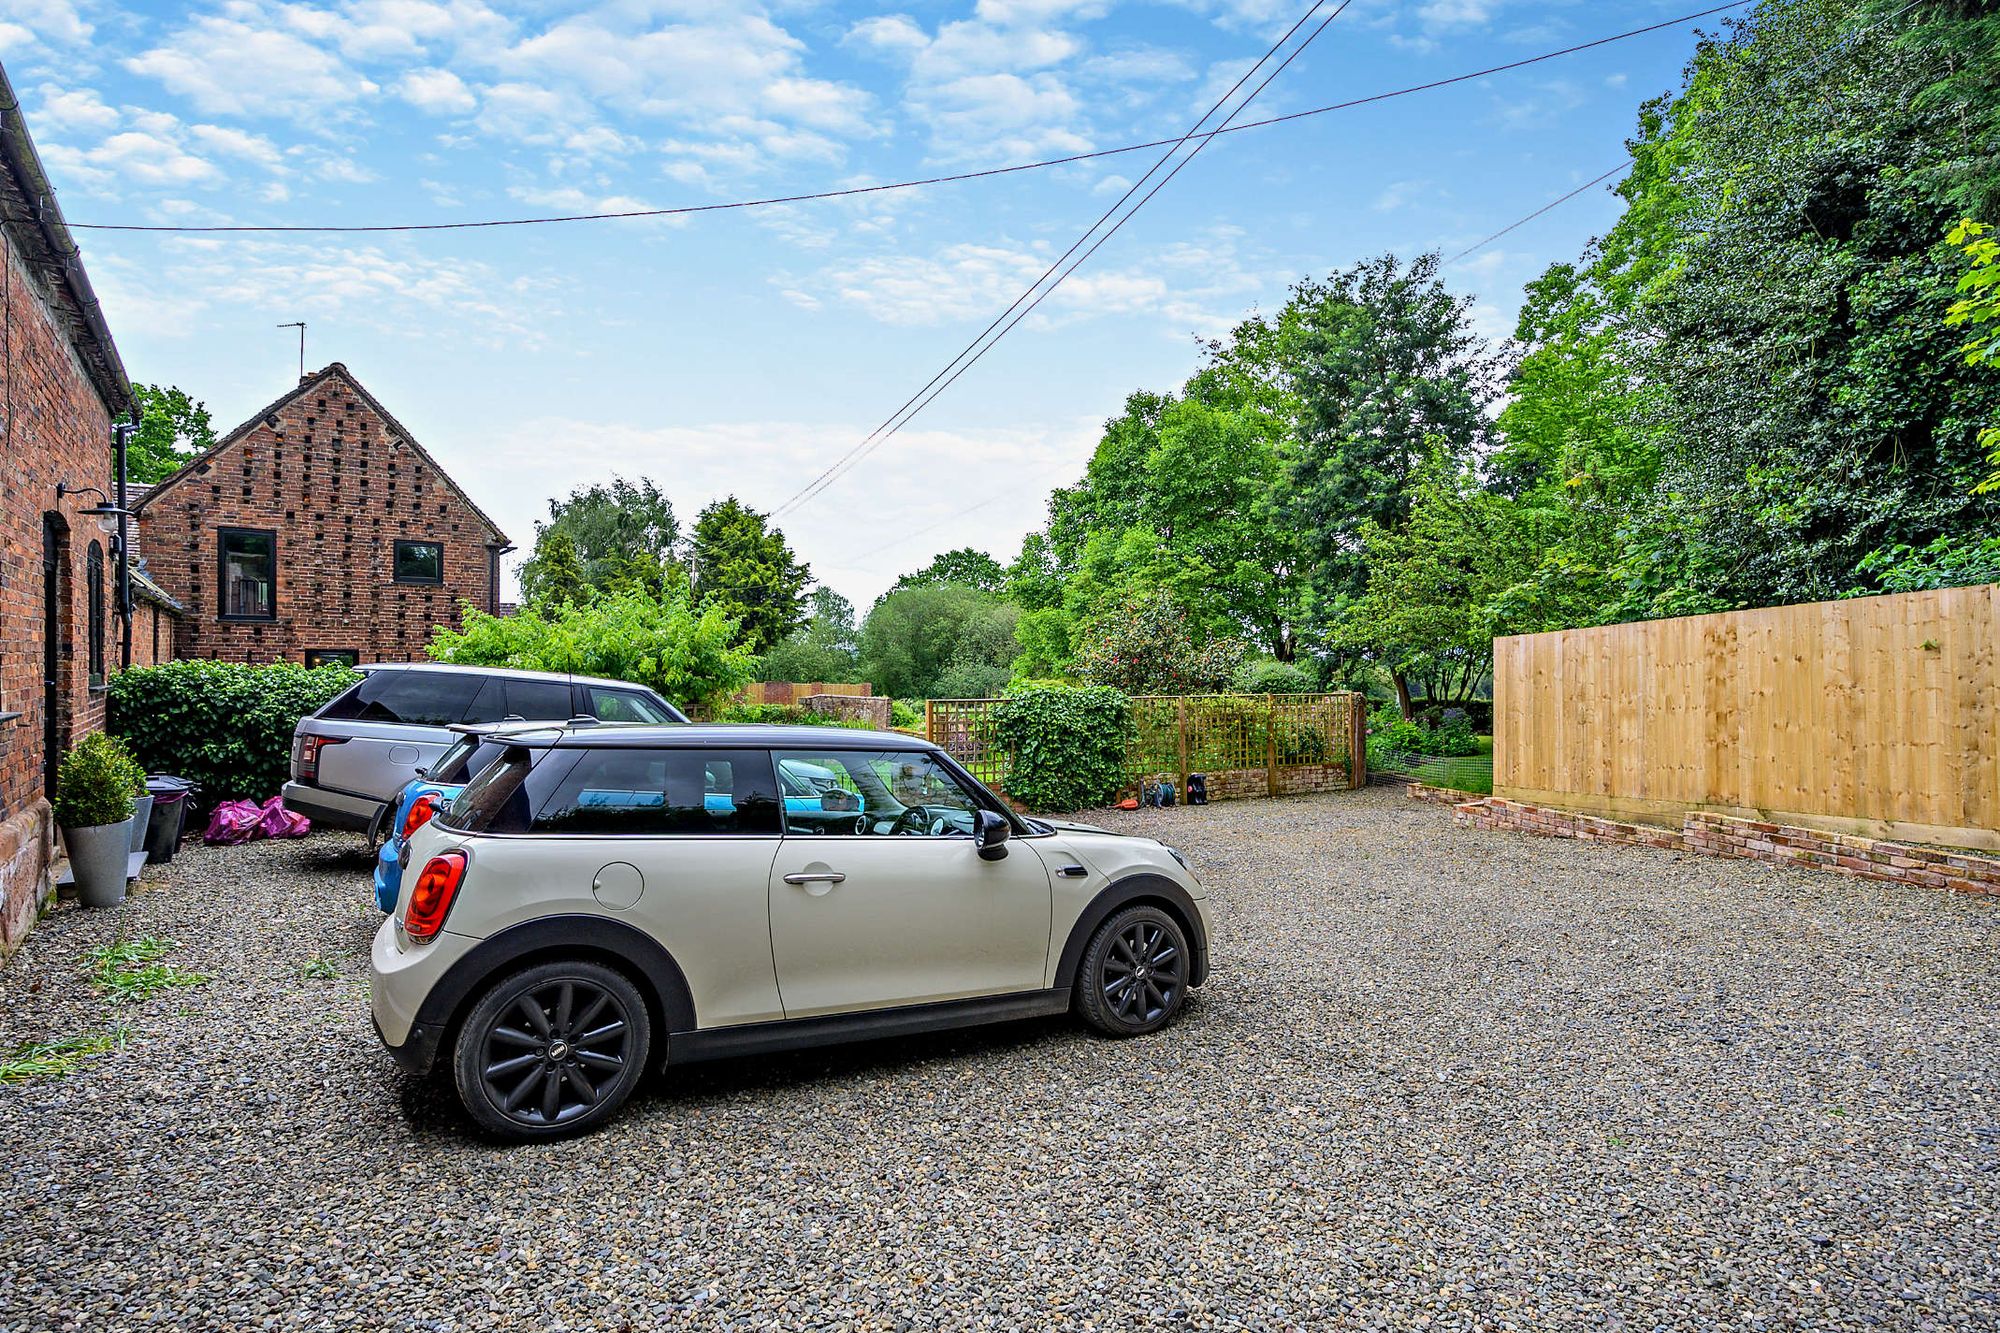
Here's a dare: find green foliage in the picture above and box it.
[0,1028,123,1084]
[1073,592,1245,694]
[120,384,217,485]
[86,937,211,1004]
[1945,217,2000,494]
[429,586,755,715]
[859,583,1019,698]
[53,731,144,829]
[711,702,852,727]
[1233,659,1316,694]
[757,587,859,683]
[299,958,340,980]
[889,548,1007,596]
[106,660,358,806]
[519,477,681,602]
[1851,535,2000,592]
[518,528,588,609]
[889,699,923,730]
[690,496,813,654]
[990,685,1134,811]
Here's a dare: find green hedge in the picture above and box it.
[989,685,1133,812]
[106,661,360,807]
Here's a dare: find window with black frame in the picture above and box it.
[304,648,359,669]
[218,528,276,619]
[392,539,443,584]
[86,541,106,686]
[533,747,780,836]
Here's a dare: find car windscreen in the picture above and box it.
[428,735,506,785]
[439,746,579,835]
[318,670,485,726]
[531,747,780,836]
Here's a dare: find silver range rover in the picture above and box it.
[284,663,687,833]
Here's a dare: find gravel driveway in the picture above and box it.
[2,787,1996,1331]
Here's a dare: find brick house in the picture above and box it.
[133,363,512,666]
[0,64,154,949]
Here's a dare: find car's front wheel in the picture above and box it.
[452,960,651,1140]
[1073,905,1191,1037]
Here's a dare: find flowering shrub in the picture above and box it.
[1073,593,1245,694]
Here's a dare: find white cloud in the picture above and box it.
[1372,179,1429,212]
[397,67,477,115]
[188,124,285,169]
[32,86,120,134]
[126,12,378,120]
[0,0,89,47]
[41,130,220,190]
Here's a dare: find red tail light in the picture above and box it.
[399,792,440,841]
[404,850,467,944]
[297,733,346,782]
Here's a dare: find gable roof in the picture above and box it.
[133,362,511,548]
[0,61,136,419]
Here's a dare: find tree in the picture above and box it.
[518,477,680,600]
[1946,217,2000,494]
[758,587,861,682]
[859,583,1017,699]
[516,529,587,610]
[428,585,754,715]
[887,548,1007,597]
[690,496,812,654]
[1278,253,1508,604]
[122,384,217,484]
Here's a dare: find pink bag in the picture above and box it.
[203,799,264,845]
[256,795,311,839]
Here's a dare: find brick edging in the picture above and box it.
[1432,791,2000,898]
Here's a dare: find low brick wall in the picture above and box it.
[1452,796,1684,852]
[1440,791,2000,898]
[0,799,55,956]
[1407,783,1483,806]
[1151,764,1354,802]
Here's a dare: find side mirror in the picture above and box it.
[974,808,1011,861]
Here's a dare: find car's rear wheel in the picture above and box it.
[1073,905,1190,1037]
[452,961,650,1140]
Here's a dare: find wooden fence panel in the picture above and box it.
[927,693,1364,806]
[1494,585,2000,851]
[736,681,872,707]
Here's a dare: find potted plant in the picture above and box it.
[56,732,146,908]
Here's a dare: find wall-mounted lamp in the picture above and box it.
[55,482,135,537]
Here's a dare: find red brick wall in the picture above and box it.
[0,226,120,949]
[1443,793,2000,898]
[136,365,501,665]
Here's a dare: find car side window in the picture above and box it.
[771,749,983,837]
[320,670,484,725]
[463,676,577,723]
[532,747,780,836]
[585,687,677,724]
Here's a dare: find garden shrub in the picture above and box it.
[889,699,923,730]
[712,702,848,727]
[107,660,359,807]
[1073,593,1245,694]
[1430,714,1481,757]
[1233,659,1316,694]
[54,731,145,828]
[429,586,754,714]
[990,685,1133,811]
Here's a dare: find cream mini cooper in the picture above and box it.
[371,724,1212,1139]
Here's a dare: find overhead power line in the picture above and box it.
[69,2,1751,237]
[772,0,1352,520]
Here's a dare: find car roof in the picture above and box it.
[491,722,934,751]
[356,662,666,694]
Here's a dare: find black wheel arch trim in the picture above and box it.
[1055,875,1208,991]
[409,915,696,1068]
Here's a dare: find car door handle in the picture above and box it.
[1058,864,1089,878]
[783,871,846,885]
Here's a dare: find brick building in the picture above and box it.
[0,64,149,948]
[133,363,512,666]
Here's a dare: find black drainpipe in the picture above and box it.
[114,417,135,669]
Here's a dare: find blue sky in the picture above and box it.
[6,0,1729,606]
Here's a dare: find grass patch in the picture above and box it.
[1381,736,1495,795]
[86,937,213,1004]
[298,958,339,980]
[0,1027,124,1084]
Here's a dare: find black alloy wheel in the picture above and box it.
[453,961,651,1140]
[1075,905,1190,1036]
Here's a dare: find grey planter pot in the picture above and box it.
[130,794,154,855]
[65,819,135,908]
